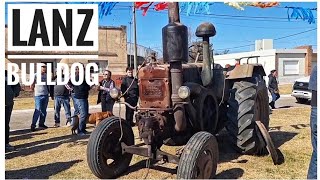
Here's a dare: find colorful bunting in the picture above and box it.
[287,7,316,24]
[224,2,279,10]
[98,2,118,18]
[251,2,280,8]
[180,2,211,16]
[154,2,168,11]
[224,2,254,10]
[69,2,315,25]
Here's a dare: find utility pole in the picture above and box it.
[133,2,138,74]
[129,21,132,67]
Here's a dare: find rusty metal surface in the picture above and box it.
[168,2,180,23]
[226,64,266,79]
[226,64,254,79]
[138,63,171,108]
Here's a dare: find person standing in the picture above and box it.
[65,68,80,120]
[121,67,139,126]
[30,63,53,132]
[53,69,71,127]
[5,70,21,151]
[268,69,280,109]
[97,70,115,113]
[73,64,91,135]
[307,65,317,179]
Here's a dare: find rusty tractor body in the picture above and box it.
[87,3,270,179]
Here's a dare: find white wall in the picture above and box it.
[213,49,276,83]
[213,49,309,85]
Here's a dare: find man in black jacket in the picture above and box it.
[5,70,21,151]
[268,69,280,109]
[121,67,139,126]
[73,64,91,135]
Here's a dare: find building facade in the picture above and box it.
[5,26,128,77]
[213,44,317,84]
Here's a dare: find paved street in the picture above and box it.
[10,95,310,131]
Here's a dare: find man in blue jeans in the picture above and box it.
[30,63,53,132]
[53,71,71,127]
[268,69,280,109]
[72,64,91,135]
[307,65,317,179]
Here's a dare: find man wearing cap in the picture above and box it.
[30,63,53,131]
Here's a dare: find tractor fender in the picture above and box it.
[226,64,266,80]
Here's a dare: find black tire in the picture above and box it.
[87,116,134,179]
[296,98,308,104]
[177,131,219,179]
[226,79,270,155]
[194,91,219,134]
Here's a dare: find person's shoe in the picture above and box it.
[30,126,36,132]
[269,102,276,109]
[39,124,48,129]
[77,132,86,136]
[54,123,60,128]
[5,144,15,151]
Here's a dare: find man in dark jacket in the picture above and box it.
[53,70,71,127]
[268,69,280,109]
[121,67,139,126]
[5,70,21,151]
[97,70,115,113]
[73,64,91,135]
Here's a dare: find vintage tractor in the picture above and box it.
[86,3,270,179]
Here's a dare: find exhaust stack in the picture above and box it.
[195,22,216,87]
[162,2,188,132]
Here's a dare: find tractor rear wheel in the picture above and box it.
[226,80,269,155]
[177,131,219,179]
[87,116,134,179]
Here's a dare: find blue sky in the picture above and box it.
[101,2,317,54]
[5,2,317,55]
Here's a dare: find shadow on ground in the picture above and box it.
[269,131,298,148]
[276,105,292,109]
[121,159,177,179]
[10,132,48,143]
[216,168,244,179]
[5,160,82,179]
[6,130,90,160]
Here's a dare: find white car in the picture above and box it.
[291,76,311,104]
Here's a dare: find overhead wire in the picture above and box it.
[215,28,317,51]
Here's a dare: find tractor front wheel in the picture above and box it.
[177,131,219,179]
[87,116,134,179]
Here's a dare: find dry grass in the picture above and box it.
[6,107,312,179]
[13,95,98,110]
[278,84,293,95]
